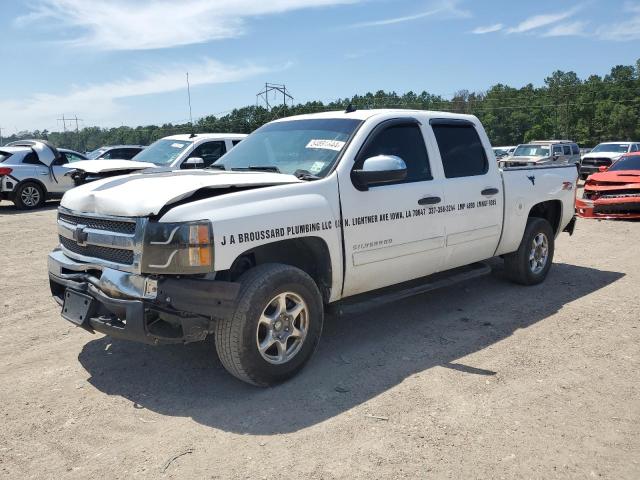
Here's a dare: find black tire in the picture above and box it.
[504,217,555,286]
[215,263,324,386]
[14,181,46,210]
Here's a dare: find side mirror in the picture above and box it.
[598,166,608,172]
[352,155,407,190]
[184,157,204,169]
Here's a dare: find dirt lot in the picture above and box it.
[0,199,639,479]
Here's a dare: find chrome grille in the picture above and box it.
[581,157,613,167]
[58,212,136,235]
[59,236,134,265]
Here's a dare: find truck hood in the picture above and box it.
[586,170,640,185]
[61,170,302,217]
[582,152,624,160]
[509,156,551,163]
[62,159,155,174]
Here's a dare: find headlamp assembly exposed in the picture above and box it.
[142,220,213,274]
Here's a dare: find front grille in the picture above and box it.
[600,190,640,199]
[58,212,136,235]
[59,235,134,265]
[594,203,640,215]
[581,157,613,167]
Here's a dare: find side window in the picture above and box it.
[65,152,85,162]
[563,145,571,155]
[431,123,488,178]
[571,144,580,155]
[357,123,431,184]
[232,140,242,147]
[52,155,69,166]
[631,144,639,152]
[100,150,114,159]
[189,141,226,168]
[120,148,140,159]
[553,145,563,155]
[22,152,43,165]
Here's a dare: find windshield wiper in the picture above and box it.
[231,165,281,173]
[293,169,321,181]
[208,164,226,170]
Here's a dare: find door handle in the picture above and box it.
[40,171,49,175]
[418,196,441,205]
[481,188,499,196]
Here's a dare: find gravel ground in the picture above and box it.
[0,199,638,479]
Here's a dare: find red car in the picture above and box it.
[576,152,640,219]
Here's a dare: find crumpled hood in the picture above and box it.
[61,170,302,217]
[586,170,640,185]
[62,159,155,174]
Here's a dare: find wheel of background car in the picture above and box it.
[504,217,555,285]
[214,263,324,386]
[14,182,45,210]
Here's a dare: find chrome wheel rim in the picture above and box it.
[256,291,308,365]
[21,186,40,207]
[529,232,549,274]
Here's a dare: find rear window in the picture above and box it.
[0,151,12,163]
[431,122,488,178]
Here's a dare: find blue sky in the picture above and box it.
[0,0,638,132]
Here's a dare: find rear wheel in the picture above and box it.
[14,182,45,209]
[215,263,324,386]
[504,217,554,285]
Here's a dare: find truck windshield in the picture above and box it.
[86,148,108,159]
[513,145,550,157]
[591,143,630,153]
[213,118,363,177]
[131,139,193,165]
[608,155,640,171]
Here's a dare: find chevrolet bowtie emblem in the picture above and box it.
[73,225,89,246]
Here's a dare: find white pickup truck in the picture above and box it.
[48,109,578,386]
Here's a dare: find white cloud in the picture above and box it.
[471,23,503,34]
[595,2,640,41]
[542,20,588,37]
[506,6,581,34]
[0,58,270,131]
[349,0,470,28]
[17,0,361,50]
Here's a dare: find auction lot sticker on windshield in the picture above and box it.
[306,139,346,151]
[171,143,186,148]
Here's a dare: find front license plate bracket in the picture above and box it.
[62,289,95,326]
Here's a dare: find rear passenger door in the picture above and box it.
[429,119,503,269]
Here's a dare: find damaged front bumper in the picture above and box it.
[48,248,240,345]
[576,197,640,219]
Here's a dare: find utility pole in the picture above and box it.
[0,126,3,146]
[256,83,293,110]
[57,114,68,133]
[186,72,193,127]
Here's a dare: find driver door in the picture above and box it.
[338,119,446,297]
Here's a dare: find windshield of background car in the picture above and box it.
[213,118,363,176]
[513,145,550,157]
[86,148,108,159]
[591,143,630,153]
[131,139,193,165]
[608,155,640,171]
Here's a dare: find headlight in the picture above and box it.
[142,220,213,274]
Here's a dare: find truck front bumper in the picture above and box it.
[48,248,240,345]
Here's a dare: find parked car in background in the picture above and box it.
[59,148,87,163]
[0,140,76,209]
[579,141,640,179]
[577,152,640,219]
[492,146,516,159]
[66,133,246,185]
[500,140,580,168]
[85,145,146,160]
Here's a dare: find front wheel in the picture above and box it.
[215,263,324,386]
[504,217,554,285]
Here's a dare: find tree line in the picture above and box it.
[4,60,640,152]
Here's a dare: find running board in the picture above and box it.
[332,262,492,317]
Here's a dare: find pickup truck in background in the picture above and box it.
[48,109,578,386]
[65,133,246,185]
